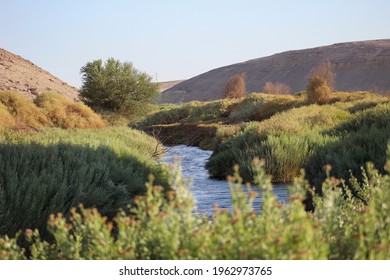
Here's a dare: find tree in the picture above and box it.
[309,60,335,91]
[80,58,159,113]
[224,74,246,99]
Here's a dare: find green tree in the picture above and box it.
[80,58,159,113]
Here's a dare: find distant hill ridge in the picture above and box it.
[0,48,79,100]
[160,39,390,103]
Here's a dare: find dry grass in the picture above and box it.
[0,103,15,129]
[0,90,51,128]
[34,92,106,129]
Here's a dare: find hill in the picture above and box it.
[160,39,390,103]
[0,48,79,100]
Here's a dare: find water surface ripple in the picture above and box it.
[160,145,289,215]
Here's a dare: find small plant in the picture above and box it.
[224,74,246,99]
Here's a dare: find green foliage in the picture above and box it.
[304,103,390,189]
[207,105,351,183]
[1,159,389,260]
[0,127,168,238]
[80,58,159,113]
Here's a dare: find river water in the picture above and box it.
[160,145,289,215]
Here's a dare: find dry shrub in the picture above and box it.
[34,92,106,129]
[310,60,335,91]
[0,90,51,128]
[0,103,15,129]
[306,77,331,105]
[224,74,246,99]
[263,82,291,95]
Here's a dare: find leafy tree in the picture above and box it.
[80,58,159,113]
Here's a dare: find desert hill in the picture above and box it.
[0,48,79,100]
[160,39,390,103]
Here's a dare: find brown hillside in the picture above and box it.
[160,39,390,103]
[0,48,79,100]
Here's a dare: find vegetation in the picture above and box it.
[263,82,291,95]
[34,92,105,128]
[224,74,246,99]
[80,58,159,114]
[0,158,388,260]
[0,90,105,129]
[310,60,335,91]
[306,76,332,105]
[0,127,168,238]
[0,90,51,128]
[137,90,389,189]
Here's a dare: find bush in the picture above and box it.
[0,128,168,238]
[263,82,291,95]
[310,60,335,91]
[224,74,246,99]
[80,58,159,113]
[1,159,389,260]
[34,92,106,129]
[304,103,390,190]
[306,76,331,105]
[206,105,351,183]
[0,90,51,128]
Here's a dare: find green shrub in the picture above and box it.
[206,105,351,182]
[0,127,168,238]
[304,103,390,190]
[1,158,389,260]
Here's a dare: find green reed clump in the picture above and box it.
[0,127,168,238]
[1,158,388,260]
[304,103,390,190]
[207,105,350,183]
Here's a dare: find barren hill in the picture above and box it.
[160,39,390,103]
[0,48,79,100]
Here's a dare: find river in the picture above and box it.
[160,145,289,215]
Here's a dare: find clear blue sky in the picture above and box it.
[1,0,390,88]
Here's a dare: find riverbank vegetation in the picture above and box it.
[136,91,389,187]
[0,127,168,239]
[0,158,389,259]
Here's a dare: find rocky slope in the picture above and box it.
[160,39,390,103]
[0,48,79,100]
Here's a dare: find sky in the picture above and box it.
[1,0,390,88]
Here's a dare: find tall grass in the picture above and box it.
[0,158,389,260]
